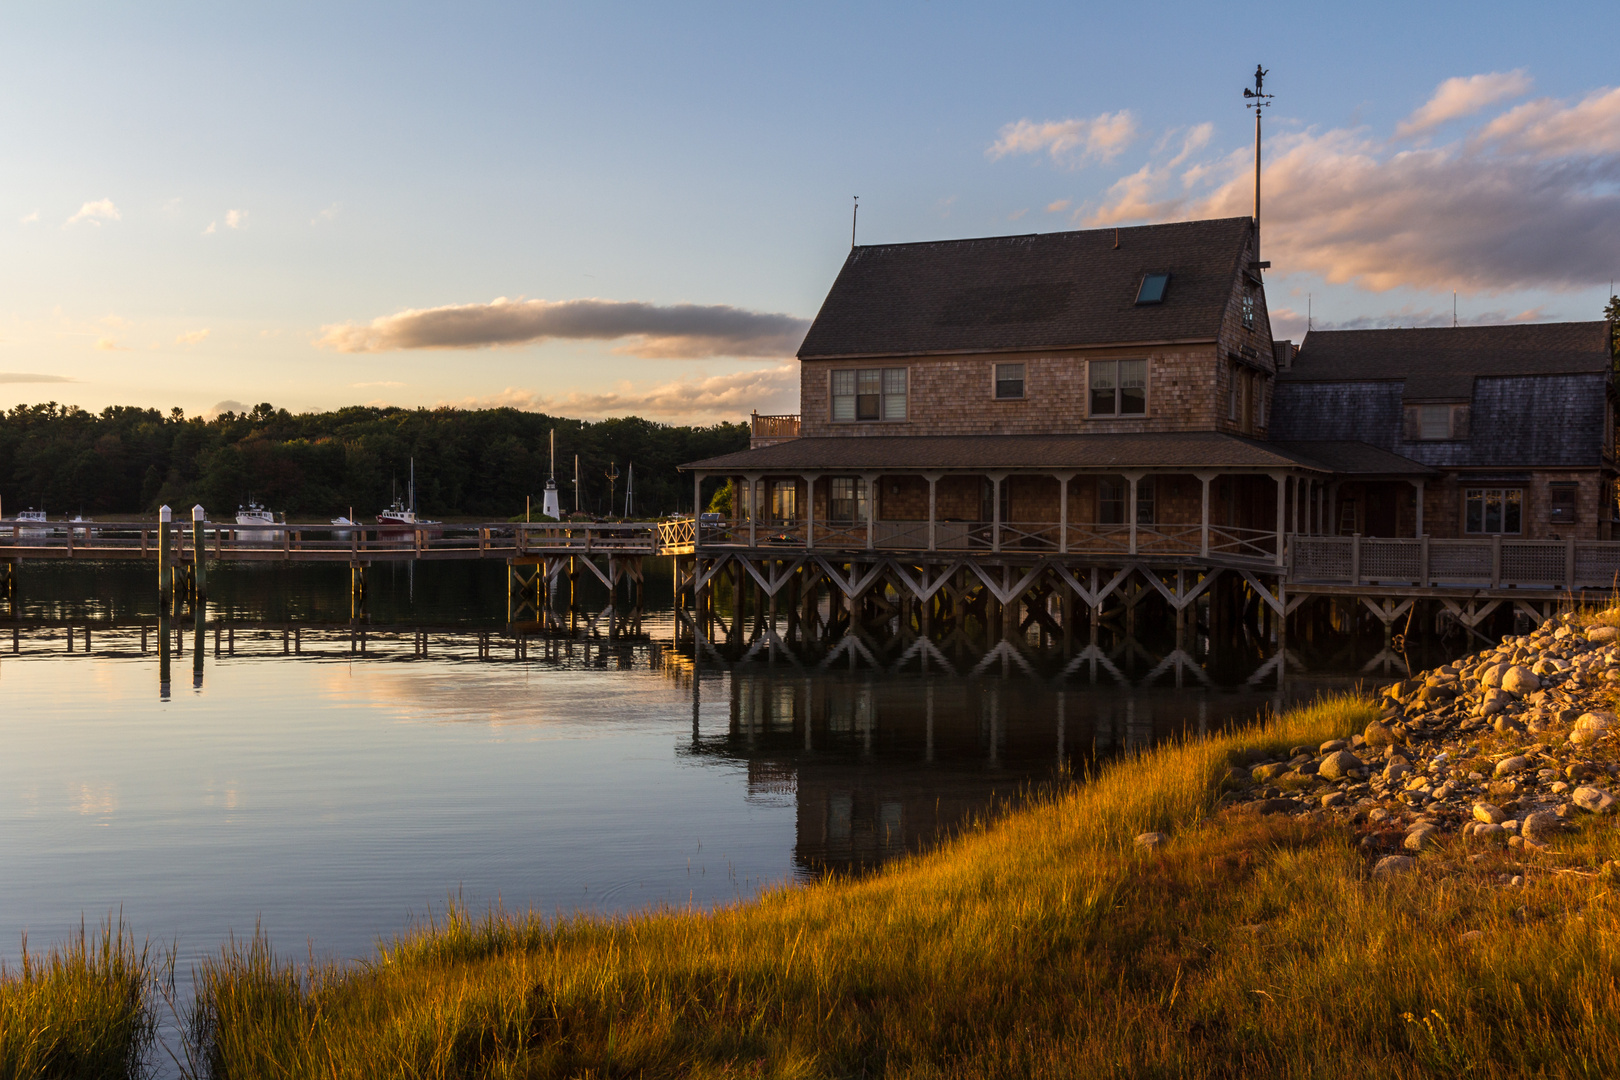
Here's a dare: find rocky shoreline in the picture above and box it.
[1216,612,1620,878]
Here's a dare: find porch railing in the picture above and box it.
[1291,535,1620,590]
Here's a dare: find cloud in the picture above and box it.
[351,380,404,388]
[317,297,809,359]
[0,372,74,384]
[1045,199,1071,213]
[1008,208,1027,221]
[94,336,130,351]
[988,110,1136,167]
[65,199,120,227]
[202,221,216,235]
[19,210,39,225]
[1273,303,1553,339]
[1085,77,1620,293]
[207,399,244,418]
[312,203,339,224]
[445,363,798,421]
[225,209,246,229]
[175,329,210,345]
[1396,70,1533,137]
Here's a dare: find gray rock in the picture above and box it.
[1404,826,1438,851]
[1134,831,1169,849]
[1374,855,1416,877]
[1522,810,1561,843]
[1572,786,1619,814]
[1495,756,1530,777]
[1363,721,1399,748]
[1319,750,1365,781]
[1572,712,1615,747]
[1501,665,1541,695]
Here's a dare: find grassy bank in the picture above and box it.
[0,920,163,1080]
[18,690,1620,1078]
[177,690,1620,1078]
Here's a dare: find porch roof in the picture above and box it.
[684,432,1357,474]
[1272,440,1439,477]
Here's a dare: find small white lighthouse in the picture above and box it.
[541,429,562,520]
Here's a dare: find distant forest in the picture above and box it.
[0,402,748,520]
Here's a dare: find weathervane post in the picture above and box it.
[1243,65,1273,264]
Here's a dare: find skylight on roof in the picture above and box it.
[1136,272,1170,305]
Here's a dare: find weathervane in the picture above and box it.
[605,462,621,519]
[1242,65,1273,267]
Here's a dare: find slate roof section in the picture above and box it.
[796,217,1255,359]
[685,432,1332,473]
[1281,322,1611,389]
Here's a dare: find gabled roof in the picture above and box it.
[1280,322,1612,401]
[796,217,1256,360]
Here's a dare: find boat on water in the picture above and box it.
[17,508,49,539]
[235,501,285,540]
[375,460,441,538]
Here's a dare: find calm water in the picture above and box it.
[1,559,1392,987]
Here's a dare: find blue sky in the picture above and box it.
[1,1,1615,421]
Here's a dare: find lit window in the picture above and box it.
[1241,294,1255,329]
[1464,488,1522,534]
[770,480,798,525]
[831,367,906,422]
[1089,359,1147,416]
[994,363,1025,399]
[1136,272,1170,304]
[828,477,867,523]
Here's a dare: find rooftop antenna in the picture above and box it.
[1453,291,1458,328]
[1307,293,1312,332]
[1243,64,1273,266]
[851,196,859,249]
[605,461,621,519]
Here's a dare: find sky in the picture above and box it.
[1,1,1616,424]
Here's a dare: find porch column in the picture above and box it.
[1292,476,1302,536]
[989,472,1006,553]
[1409,478,1426,537]
[862,473,880,551]
[1056,472,1075,554]
[1270,471,1287,567]
[693,472,705,548]
[1329,482,1340,536]
[746,472,761,548]
[1125,471,1144,555]
[924,473,941,552]
[1196,471,1218,558]
[802,474,820,550]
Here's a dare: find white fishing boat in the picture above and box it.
[235,501,284,541]
[17,508,49,539]
[376,460,441,538]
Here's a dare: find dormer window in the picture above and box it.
[1135,272,1170,305]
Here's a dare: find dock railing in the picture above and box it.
[1291,534,1620,591]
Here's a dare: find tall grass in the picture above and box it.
[0,918,165,1080]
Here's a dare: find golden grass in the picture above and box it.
[0,918,164,1080]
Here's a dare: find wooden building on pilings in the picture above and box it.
[679,216,1620,653]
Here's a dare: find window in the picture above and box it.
[994,363,1025,399]
[1227,369,1240,421]
[1420,404,1450,440]
[1136,272,1170,305]
[828,477,867,523]
[1464,488,1522,534]
[1241,294,1255,330]
[1089,359,1147,416]
[1405,404,1469,441]
[1254,375,1267,429]
[770,480,798,525]
[1550,483,1579,524]
[1098,476,1153,525]
[831,367,907,422]
[979,478,1009,523]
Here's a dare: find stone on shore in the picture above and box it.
[1319,750,1364,781]
[1363,720,1398,748]
[1572,786,1619,814]
[1501,665,1541,695]
[1374,855,1416,877]
[1473,802,1507,824]
[1572,712,1615,747]
[1494,756,1530,778]
[1134,832,1169,849]
[1522,811,1561,844]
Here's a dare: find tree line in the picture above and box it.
[0,402,748,521]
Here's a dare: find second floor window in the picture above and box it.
[831,367,907,421]
[1241,294,1255,330]
[1089,359,1147,417]
[994,363,1025,399]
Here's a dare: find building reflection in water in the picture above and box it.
[682,657,1340,879]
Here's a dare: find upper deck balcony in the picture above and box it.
[750,412,800,449]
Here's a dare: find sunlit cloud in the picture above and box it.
[0,372,74,384]
[1274,303,1553,339]
[207,399,244,418]
[1085,75,1620,294]
[1396,70,1533,138]
[444,363,798,421]
[226,209,246,229]
[65,199,119,227]
[351,380,404,388]
[317,297,809,359]
[203,221,216,235]
[1045,199,1070,213]
[175,329,210,345]
[94,336,130,351]
[19,210,39,225]
[988,110,1136,168]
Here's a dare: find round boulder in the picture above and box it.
[1473,801,1507,824]
[1363,720,1399,748]
[1318,749,1364,781]
[1521,810,1561,844]
[1494,755,1530,778]
[1572,786,1619,814]
[1587,625,1620,644]
[1572,711,1616,747]
[1373,855,1416,877]
[1500,665,1541,695]
[1134,831,1169,850]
